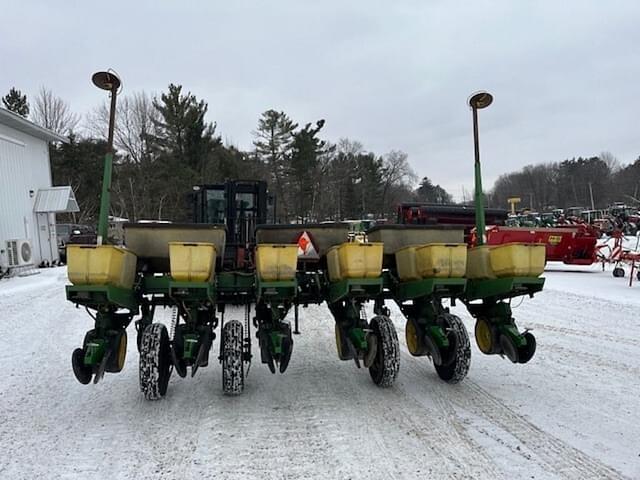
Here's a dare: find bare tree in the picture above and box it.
[600,151,620,174]
[86,91,159,163]
[336,138,364,156]
[381,150,416,214]
[31,87,79,135]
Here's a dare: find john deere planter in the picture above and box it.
[66,76,544,399]
[66,210,546,399]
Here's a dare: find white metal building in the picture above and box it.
[0,108,76,271]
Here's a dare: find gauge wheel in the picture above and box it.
[368,316,400,388]
[405,317,428,357]
[434,314,471,384]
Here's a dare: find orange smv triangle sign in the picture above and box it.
[297,231,319,259]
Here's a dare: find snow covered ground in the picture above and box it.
[0,265,638,479]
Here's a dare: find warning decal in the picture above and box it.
[296,231,319,259]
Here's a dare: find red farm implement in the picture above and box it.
[397,203,599,266]
[599,230,640,285]
[483,225,599,265]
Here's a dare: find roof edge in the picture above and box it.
[0,107,70,143]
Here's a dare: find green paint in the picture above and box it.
[142,274,171,294]
[269,331,283,355]
[84,338,106,365]
[498,323,526,348]
[427,325,449,348]
[327,278,383,304]
[66,284,138,311]
[464,277,545,301]
[97,152,113,244]
[255,278,297,302]
[348,327,368,350]
[169,281,215,303]
[216,271,255,290]
[183,334,199,359]
[394,277,466,301]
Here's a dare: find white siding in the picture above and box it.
[0,123,53,267]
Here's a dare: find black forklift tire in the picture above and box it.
[368,315,400,388]
[222,320,245,395]
[139,324,171,400]
[434,314,471,384]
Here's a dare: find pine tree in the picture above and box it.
[253,110,297,220]
[151,84,219,180]
[289,120,329,221]
[2,87,29,117]
[416,177,452,204]
[146,84,221,220]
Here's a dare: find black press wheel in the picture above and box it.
[222,320,245,395]
[517,331,537,364]
[368,315,400,388]
[71,348,93,385]
[434,313,471,384]
[334,323,355,361]
[279,324,294,374]
[613,267,625,278]
[139,323,171,400]
[499,333,519,363]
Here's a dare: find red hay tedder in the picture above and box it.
[397,203,599,266]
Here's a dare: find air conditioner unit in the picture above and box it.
[6,239,33,267]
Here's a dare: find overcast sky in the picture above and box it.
[2,0,639,198]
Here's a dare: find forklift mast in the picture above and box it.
[191,180,273,268]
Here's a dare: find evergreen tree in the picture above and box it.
[146,84,221,220]
[416,177,452,204]
[2,87,29,117]
[151,84,219,181]
[253,110,297,220]
[50,135,109,224]
[290,120,328,221]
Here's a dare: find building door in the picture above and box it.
[36,212,53,264]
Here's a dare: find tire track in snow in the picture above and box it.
[297,306,502,479]
[523,322,640,348]
[190,369,352,479]
[393,343,505,478]
[180,311,346,480]
[451,380,627,479]
[540,342,640,377]
[390,307,627,480]
[381,384,503,479]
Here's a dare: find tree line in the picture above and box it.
[3,85,453,224]
[7,85,636,221]
[488,152,640,211]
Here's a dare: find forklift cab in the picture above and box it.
[191,180,274,269]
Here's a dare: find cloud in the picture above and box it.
[2,0,639,199]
